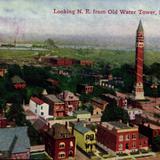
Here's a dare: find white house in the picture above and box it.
[29,96,51,119]
[124,107,143,120]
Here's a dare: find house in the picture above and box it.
[44,123,75,160]
[138,122,160,144]
[96,121,148,153]
[42,94,65,117]
[11,75,26,89]
[79,60,93,66]
[0,68,7,77]
[0,115,7,128]
[77,84,93,94]
[73,110,91,121]
[73,123,96,153]
[29,96,51,119]
[58,91,79,116]
[124,107,143,121]
[116,92,128,108]
[0,127,30,159]
[91,97,108,115]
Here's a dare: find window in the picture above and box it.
[41,112,44,116]
[132,134,136,139]
[59,142,65,149]
[58,152,65,159]
[35,109,37,113]
[119,135,123,142]
[119,144,123,151]
[126,134,130,140]
[70,141,73,147]
[132,142,136,148]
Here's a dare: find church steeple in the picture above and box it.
[137,20,143,32]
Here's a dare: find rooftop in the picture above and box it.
[143,123,160,130]
[74,124,91,134]
[92,97,108,105]
[48,123,74,139]
[74,110,90,115]
[11,75,25,84]
[44,94,63,103]
[0,127,30,154]
[31,97,44,105]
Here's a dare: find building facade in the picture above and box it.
[44,123,75,160]
[73,123,96,153]
[29,96,50,119]
[96,121,148,153]
[91,97,108,115]
[42,94,65,117]
[58,91,79,116]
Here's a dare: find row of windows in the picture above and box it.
[35,109,44,115]
[58,150,74,159]
[118,142,136,151]
[59,141,74,149]
[86,134,95,141]
[119,134,137,142]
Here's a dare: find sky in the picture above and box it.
[0,0,160,40]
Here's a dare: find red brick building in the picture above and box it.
[58,91,79,116]
[96,121,148,153]
[77,84,94,94]
[138,122,160,145]
[42,94,65,117]
[0,115,7,128]
[79,60,93,66]
[44,123,75,160]
[11,75,26,89]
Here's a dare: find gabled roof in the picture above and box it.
[58,90,79,101]
[31,97,44,105]
[0,127,30,154]
[44,94,63,103]
[48,123,74,139]
[11,75,25,84]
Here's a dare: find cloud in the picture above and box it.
[0,0,160,38]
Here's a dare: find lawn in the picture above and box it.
[0,47,160,66]
[30,152,52,160]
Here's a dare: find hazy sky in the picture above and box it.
[0,0,160,38]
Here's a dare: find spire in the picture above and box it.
[137,20,143,32]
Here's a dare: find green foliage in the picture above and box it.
[44,39,57,49]
[152,135,160,152]
[5,103,27,126]
[101,99,129,123]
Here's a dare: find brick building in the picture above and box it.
[11,75,26,89]
[42,94,65,117]
[58,91,79,116]
[96,121,148,153]
[138,122,160,144]
[44,123,75,160]
[77,84,93,94]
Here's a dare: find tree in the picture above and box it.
[44,39,57,49]
[101,99,129,123]
[152,136,160,152]
[5,103,26,126]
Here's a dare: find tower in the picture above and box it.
[135,20,145,100]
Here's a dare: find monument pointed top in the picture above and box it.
[137,20,143,32]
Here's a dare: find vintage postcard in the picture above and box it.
[0,0,160,160]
